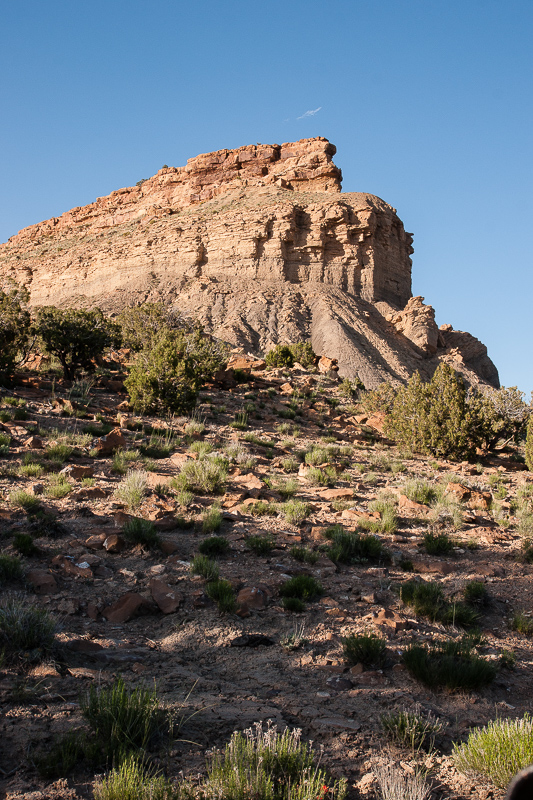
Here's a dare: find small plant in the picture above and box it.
[463,580,490,607]
[201,504,223,533]
[375,763,430,800]
[511,611,533,636]
[0,598,57,664]
[111,449,140,474]
[306,466,337,487]
[402,478,438,506]
[290,546,318,565]
[93,754,175,800]
[0,552,24,582]
[282,597,306,613]
[173,458,228,495]
[248,500,278,517]
[342,632,387,669]
[399,579,478,628]
[20,462,44,478]
[13,533,38,557]
[114,470,148,510]
[230,411,248,430]
[191,554,220,582]
[304,446,331,465]
[402,637,497,691]
[122,517,161,549]
[327,529,386,564]
[44,473,72,499]
[80,676,164,762]
[453,714,533,789]
[381,706,444,752]
[206,579,237,613]
[281,455,300,473]
[199,535,229,557]
[280,575,323,602]
[423,530,456,555]
[45,443,73,464]
[282,499,310,525]
[9,489,41,513]
[281,623,308,649]
[246,535,274,556]
[184,418,205,438]
[275,477,299,499]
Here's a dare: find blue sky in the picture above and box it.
[1,0,532,396]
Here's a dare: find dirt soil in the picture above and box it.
[0,357,531,800]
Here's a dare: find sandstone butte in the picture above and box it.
[0,137,498,389]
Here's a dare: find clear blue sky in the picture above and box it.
[1,0,532,396]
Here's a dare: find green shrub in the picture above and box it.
[45,442,73,464]
[12,533,38,557]
[511,612,533,636]
[81,676,164,762]
[173,458,228,495]
[0,281,32,381]
[282,597,306,613]
[399,579,478,628]
[246,535,274,556]
[0,552,24,582]
[375,764,430,800]
[206,721,346,800]
[199,535,229,557]
[93,754,178,800]
[36,306,121,380]
[117,302,189,352]
[423,531,456,555]
[342,632,387,668]
[306,466,337,487]
[265,344,295,368]
[114,470,148,510]
[229,411,248,430]
[122,517,161,549]
[402,637,497,691]
[327,529,386,564]
[9,489,41,513]
[206,579,237,613]
[381,706,444,752]
[36,729,92,779]
[402,479,438,506]
[191,555,220,582]
[202,504,223,533]
[290,546,318,565]
[280,575,323,602]
[125,327,226,415]
[0,599,57,664]
[275,477,299,499]
[453,714,533,789]
[282,499,310,525]
[44,473,72,499]
[464,580,490,607]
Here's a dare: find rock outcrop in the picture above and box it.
[0,137,499,388]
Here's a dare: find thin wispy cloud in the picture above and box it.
[297,107,322,120]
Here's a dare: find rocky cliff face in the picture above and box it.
[0,137,499,388]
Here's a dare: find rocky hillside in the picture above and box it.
[0,355,530,799]
[0,138,498,389]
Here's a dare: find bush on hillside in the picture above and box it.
[125,327,227,414]
[526,413,533,471]
[36,306,121,380]
[117,302,191,352]
[0,281,32,381]
[265,342,316,369]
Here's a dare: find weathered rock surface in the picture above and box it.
[0,137,499,388]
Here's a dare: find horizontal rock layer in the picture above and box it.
[0,138,499,388]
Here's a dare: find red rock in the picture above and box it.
[103,534,125,553]
[319,488,354,500]
[398,494,430,515]
[85,533,107,549]
[374,608,407,632]
[102,593,149,623]
[93,428,127,455]
[60,464,95,481]
[159,539,179,555]
[150,579,182,613]
[446,482,471,502]
[236,586,270,611]
[71,487,109,500]
[318,356,338,374]
[24,434,44,449]
[365,412,386,434]
[26,569,57,594]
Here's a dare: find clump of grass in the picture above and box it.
[36,729,93,779]
[342,632,387,669]
[199,535,229,557]
[191,555,220,582]
[453,714,533,789]
[248,500,278,517]
[246,535,274,556]
[190,440,214,458]
[360,496,398,534]
[282,499,310,525]
[81,676,164,763]
[306,466,337,487]
[93,755,177,800]
[280,623,308,649]
[275,477,299,499]
[9,489,41,513]
[173,459,228,495]
[111,449,140,474]
[202,504,223,533]
[423,530,456,555]
[44,473,72,499]
[139,431,175,459]
[511,611,533,636]
[290,546,318,565]
[0,598,57,664]
[45,443,73,464]
[281,455,300,473]
[19,462,44,478]
[327,528,386,564]
[206,579,237,613]
[206,720,346,800]
[122,517,161,549]
[399,579,479,628]
[184,418,205,438]
[402,636,497,691]
[114,470,148,510]
[463,580,490,607]
[0,552,24,583]
[230,411,248,430]
[304,446,332,465]
[282,597,306,613]
[280,575,323,602]
[402,478,438,506]
[13,533,38,557]
[381,706,444,752]
[375,764,430,800]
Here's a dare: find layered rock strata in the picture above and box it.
[0,137,499,388]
